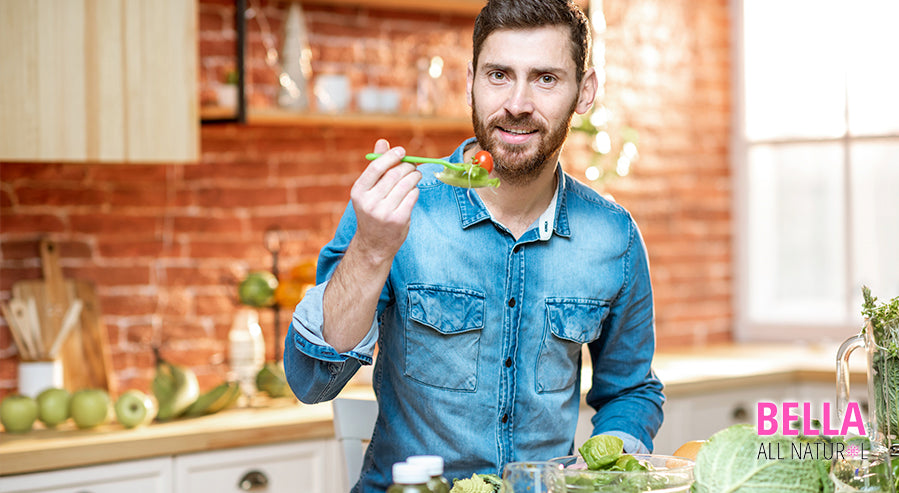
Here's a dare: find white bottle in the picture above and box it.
[406,456,450,493]
[229,307,266,400]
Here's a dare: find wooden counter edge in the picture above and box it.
[0,401,335,477]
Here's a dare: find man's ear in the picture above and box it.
[575,67,598,114]
[466,61,474,107]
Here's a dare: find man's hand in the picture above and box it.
[322,139,420,353]
[349,139,421,264]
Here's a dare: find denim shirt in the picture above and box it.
[284,138,665,493]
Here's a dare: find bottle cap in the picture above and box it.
[407,455,444,476]
[392,462,430,484]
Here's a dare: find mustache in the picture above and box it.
[489,115,545,132]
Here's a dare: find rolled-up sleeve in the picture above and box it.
[282,201,386,404]
[283,281,378,404]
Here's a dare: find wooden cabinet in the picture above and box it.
[0,457,172,493]
[0,0,198,163]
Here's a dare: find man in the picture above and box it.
[284,0,665,491]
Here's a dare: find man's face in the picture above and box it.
[468,26,594,186]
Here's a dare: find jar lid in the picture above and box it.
[392,462,430,484]
[407,455,444,476]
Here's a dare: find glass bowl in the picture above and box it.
[549,454,695,492]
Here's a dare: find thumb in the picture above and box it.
[373,139,390,154]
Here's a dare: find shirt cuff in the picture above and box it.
[290,280,378,364]
[602,430,651,454]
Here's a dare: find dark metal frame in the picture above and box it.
[201,0,246,124]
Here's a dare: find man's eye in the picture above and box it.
[489,71,506,81]
[540,75,556,84]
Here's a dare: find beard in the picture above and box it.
[471,92,577,186]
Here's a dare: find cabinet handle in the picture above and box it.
[238,469,269,491]
[731,405,748,421]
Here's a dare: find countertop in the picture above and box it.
[0,342,866,476]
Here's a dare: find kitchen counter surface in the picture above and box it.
[0,341,865,476]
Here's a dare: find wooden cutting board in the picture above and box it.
[10,239,116,395]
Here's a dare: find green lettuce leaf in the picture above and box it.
[692,424,832,493]
[578,434,624,470]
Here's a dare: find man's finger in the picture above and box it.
[373,139,390,155]
[355,146,406,192]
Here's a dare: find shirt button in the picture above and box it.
[512,245,520,253]
[502,414,509,423]
[505,358,512,368]
[508,297,516,307]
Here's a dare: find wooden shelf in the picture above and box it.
[301,0,589,16]
[244,108,471,131]
[301,0,487,16]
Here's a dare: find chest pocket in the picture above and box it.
[537,297,609,393]
[404,285,485,392]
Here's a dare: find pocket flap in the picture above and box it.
[545,297,609,343]
[408,285,485,335]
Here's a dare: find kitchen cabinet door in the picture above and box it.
[0,457,172,493]
[653,383,795,454]
[0,0,198,163]
[172,440,343,493]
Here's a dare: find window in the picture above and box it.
[733,0,899,341]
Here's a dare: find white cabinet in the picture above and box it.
[0,440,343,493]
[652,380,843,455]
[653,383,793,454]
[573,380,846,456]
[0,457,172,493]
[172,440,343,493]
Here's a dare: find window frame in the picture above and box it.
[730,0,899,343]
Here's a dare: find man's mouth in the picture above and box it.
[497,126,539,144]
[499,127,537,135]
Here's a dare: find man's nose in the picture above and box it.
[503,81,535,116]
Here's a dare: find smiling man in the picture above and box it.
[283,1,665,492]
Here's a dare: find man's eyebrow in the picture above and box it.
[480,62,567,77]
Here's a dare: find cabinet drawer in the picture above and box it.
[0,457,172,493]
[173,440,342,493]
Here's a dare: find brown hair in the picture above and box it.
[472,0,592,83]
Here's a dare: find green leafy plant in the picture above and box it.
[861,286,899,443]
[862,285,899,357]
[570,106,639,186]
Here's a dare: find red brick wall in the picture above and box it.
[0,0,731,400]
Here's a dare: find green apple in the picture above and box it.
[69,389,111,429]
[115,389,157,428]
[1,394,39,433]
[36,387,71,428]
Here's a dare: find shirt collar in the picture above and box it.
[448,139,571,239]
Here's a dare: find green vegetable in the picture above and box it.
[477,474,503,490]
[866,455,899,492]
[692,424,833,493]
[613,454,648,472]
[434,165,500,189]
[364,153,500,189]
[449,474,498,493]
[579,434,625,470]
[862,286,899,356]
[861,286,899,440]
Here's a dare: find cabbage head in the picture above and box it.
[692,424,832,493]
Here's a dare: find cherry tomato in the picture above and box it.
[473,150,494,173]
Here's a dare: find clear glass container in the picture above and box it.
[549,454,694,492]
